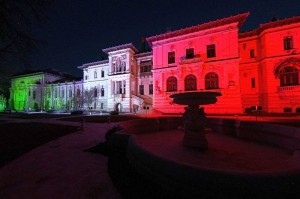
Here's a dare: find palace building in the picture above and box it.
[9,12,300,114]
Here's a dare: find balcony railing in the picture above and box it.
[112,93,126,98]
[179,54,201,65]
[140,71,152,77]
[277,85,300,92]
[108,71,130,76]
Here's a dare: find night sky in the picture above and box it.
[30,0,300,77]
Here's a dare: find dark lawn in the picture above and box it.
[60,115,139,123]
[7,113,71,119]
[264,120,300,128]
[0,122,78,167]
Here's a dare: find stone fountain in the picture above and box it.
[170,91,222,149]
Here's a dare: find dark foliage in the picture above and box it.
[105,124,123,140]
[0,0,55,99]
[0,122,77,167]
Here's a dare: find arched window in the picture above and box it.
[166,76,177,91]
[205,72,219,89]
[279,66,299,86]
[185,74,197,91]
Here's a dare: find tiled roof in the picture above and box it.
[134,51,153,58]
[239,15,300,38]
[102,43,138,53]
[12,69,78,80]
[77,60,109,69]
[147,12,249,47]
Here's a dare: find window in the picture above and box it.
[279,66,299,86]
[250,49,255,58]
[54,89,57,98]
[284,36,293,50]
[166,76,177,91]
[185,74,197,91]
[186,48,194,59]
[101,87,104,97]
[207,44,216,58]
[33,91,36,99]
[101,70,104,77]
[85,75,88,80]
[100,103,104,109]
[251,78,256,88]
[69,90,72,98]
[123,80,126,94]
[284,107,292,113]
[28,90,31,96]
[149,84,153,95]
[94,88,97,97]
[139,85,144,95]
[61,88,64,98]
[117,81,122,94]
[205,72,218,89]
[168,51,175,64]
[94,71,97,78]
[140,65,152,73]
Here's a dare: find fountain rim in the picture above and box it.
[169,91,222,99]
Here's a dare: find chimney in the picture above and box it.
[141,37,146,52]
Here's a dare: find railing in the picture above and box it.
[108,71,130,76]
[112,93,125,98]
[277,85,300,92]
[179,54,201,65]
[132,94,144,104]
[140,71,152,77]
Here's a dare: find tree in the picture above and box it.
[83,89,97,111]
[0,0,54,98]
[72,93,82,111]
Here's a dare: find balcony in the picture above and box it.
[112,93,126,98]
[108,71,130,76]
[277,85,300,92]
[179,54,201,65]
[140,71,152,78]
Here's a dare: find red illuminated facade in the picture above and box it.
[146,13,300,114]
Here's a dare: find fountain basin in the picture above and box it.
[110,117,300,198]
[127,130,300,198]
[170,91,222,105]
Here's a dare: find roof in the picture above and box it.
[134,51,153,58]
[51,76,82,83]
[78,60,109,69]
[146,12,249,47]
[239,15,300,38]
[11,69,78,80]
[102,43,138,54]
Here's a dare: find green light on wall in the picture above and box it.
[10,75,43,111]
[0,94,6,111]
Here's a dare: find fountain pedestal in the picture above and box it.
[170,92,222,149]
[182,104,208,149]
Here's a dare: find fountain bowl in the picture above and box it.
[170,91,222,105]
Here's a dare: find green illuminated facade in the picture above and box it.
[9,70,82,111]
[0,94,6,111]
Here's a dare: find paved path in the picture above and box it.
[0,117,121,199]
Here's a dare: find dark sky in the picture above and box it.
[30,0,300,77]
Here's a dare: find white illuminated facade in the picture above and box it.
[78,43,153,113]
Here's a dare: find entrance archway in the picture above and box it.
[115,103,122,112]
